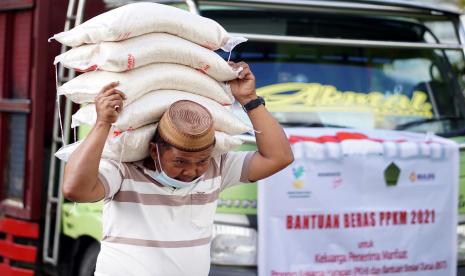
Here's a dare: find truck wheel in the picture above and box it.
[77,242,100,276]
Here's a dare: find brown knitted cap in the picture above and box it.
[158,100,215,152]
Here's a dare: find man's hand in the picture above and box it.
[228,61,258,105]
[95,81,126,125]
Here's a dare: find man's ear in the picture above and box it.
[149,142,158,160]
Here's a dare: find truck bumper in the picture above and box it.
[209,265,257,276]
[459,265,465,276]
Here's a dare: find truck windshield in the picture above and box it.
[224,43,465,136]
[206,7,465,136]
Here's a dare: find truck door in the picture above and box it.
[0,0,63,275]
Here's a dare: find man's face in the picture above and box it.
[150,143,213,182]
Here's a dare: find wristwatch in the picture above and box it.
[242,96,265,112]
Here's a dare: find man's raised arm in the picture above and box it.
[62,82,125,202]
[228,62,294,182]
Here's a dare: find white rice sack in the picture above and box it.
[54,33,241,82]
[58,63,234,105]
[49,2,246,51]
[54,124,155,162]
[72,90,252,135]
[55,125,243,162]
[211,131,243,157]
[104,124,157,161]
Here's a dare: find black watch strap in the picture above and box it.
[242,96,265,112]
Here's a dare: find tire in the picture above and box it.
[77,242,100,276]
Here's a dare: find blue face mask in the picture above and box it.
[144,144,203,189]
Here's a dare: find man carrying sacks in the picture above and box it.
[62,62,293,276]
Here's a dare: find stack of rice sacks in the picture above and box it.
[52,2,251,162]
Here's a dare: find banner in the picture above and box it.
[258,128,458,276]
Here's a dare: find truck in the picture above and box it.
[1,0,465,275]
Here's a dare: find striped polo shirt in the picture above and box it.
[94,151,255,276]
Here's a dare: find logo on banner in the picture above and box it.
[384,162,401,187]
[409,171,435,183]
[318,172,343,188]
[292,166,305,189]
[287,165,311,199]
[409,172,417,183]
